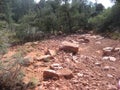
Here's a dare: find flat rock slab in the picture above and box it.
[43,68,73,80]
[60,41,79,54]
[56,68,73,79]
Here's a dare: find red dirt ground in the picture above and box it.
[1,34,120,90]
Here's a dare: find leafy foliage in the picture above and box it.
[88,8,111,30]
[89,1,120,34]
[0,0,119,44]
[0,29,14,54]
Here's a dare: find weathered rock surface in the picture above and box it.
[103,47,114,56]
[102,56,116,62]
[78,37,90,43]
[43,68,73,79]
[56,68,73,79]
[95,41,101,44]
[50,63,63,70]
[43,69,59,79]
[33,41,39,45]
[34,55,52,62]
[109,56,117,62]
[114,48,120,52]
[103,47,120,56]
[46,49,57,56]
[107,74,114,78]
[60,41,79,54]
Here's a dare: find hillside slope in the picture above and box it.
[1,34,120,90]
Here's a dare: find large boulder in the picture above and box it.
[60,41,79,54]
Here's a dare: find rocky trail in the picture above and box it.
[1,34,120,90]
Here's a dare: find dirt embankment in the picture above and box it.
[1,34,120,90]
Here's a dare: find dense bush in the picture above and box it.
[88,8,111,31]
[89,2,120,34]
[0,29,14,54]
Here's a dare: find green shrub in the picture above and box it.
[110,31,120,39]
[0,21,7,29]
[0,30,10,54]
[88,8,111,31]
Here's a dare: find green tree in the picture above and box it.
[11,0,35,22]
